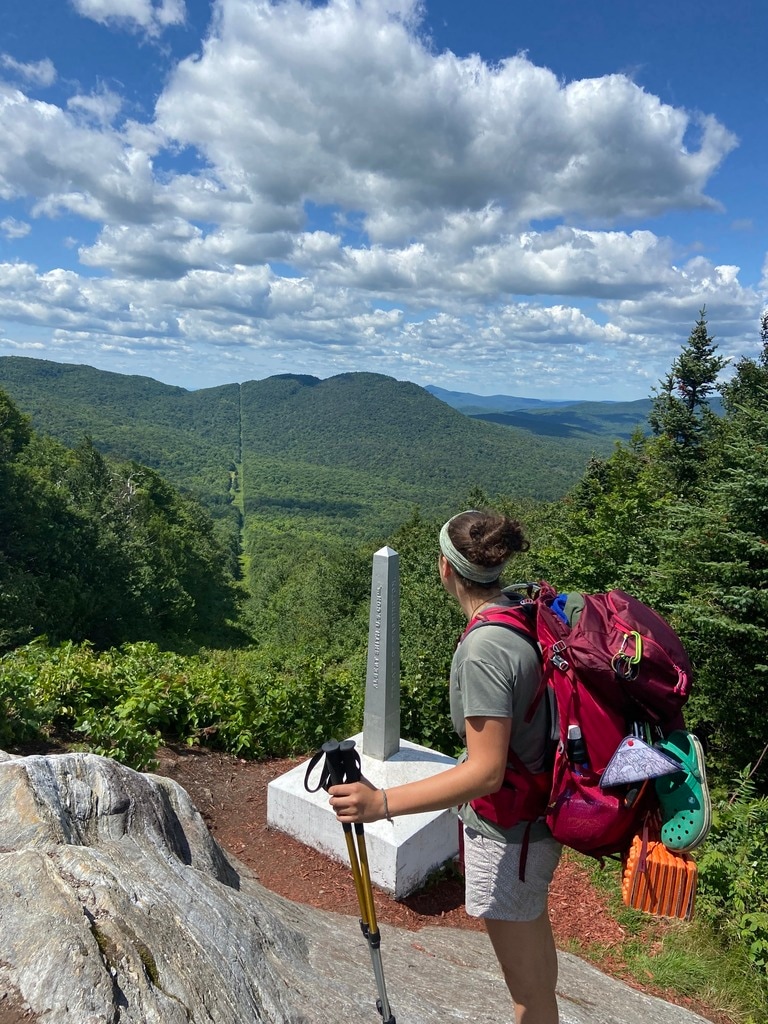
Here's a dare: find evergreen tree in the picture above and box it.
[538,433,674,595]
[648,309,727,490]
[719,310,768,414]
[640,315,768,785]
[651,413,768,783]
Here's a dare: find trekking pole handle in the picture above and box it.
[321,740,345,787]
[339,739,362,784]
[320,739,362,788]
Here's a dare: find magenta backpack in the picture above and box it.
[461,582,692,860]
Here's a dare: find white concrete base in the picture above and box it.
[267,733,459,899]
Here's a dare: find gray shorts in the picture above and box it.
[463,825,562,921]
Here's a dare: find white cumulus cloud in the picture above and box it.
[71,0,185,35]
[0,55,56,87]
[156,0,737,236]
[0,217,31,239]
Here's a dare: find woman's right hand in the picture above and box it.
[328,779,385,823]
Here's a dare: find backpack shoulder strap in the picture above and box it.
[463,603,552,725]
[461,603,541,660]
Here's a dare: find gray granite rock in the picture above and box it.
[0,750,713,1023]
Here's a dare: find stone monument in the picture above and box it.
[267,545,459,897]
[362,545,400,761]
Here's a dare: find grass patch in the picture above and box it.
[135,939,161,986]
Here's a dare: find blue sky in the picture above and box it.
[0,0,765,399]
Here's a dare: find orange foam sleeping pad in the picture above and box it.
[622,833,697,921]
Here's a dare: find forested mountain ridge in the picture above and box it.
[238,371,607,535]
[0,358,618,541]
[0,356,242,508]
[0,355,240,436]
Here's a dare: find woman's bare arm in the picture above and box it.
[328,715,512,823]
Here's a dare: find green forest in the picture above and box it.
[1,311,767,1017]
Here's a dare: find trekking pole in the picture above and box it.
[305,739,396,1024]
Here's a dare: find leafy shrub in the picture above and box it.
[0,640,362,770]
[696,770,768,976]
[0,640,55,747]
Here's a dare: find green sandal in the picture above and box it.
[654,730,711,852]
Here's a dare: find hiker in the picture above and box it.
[329,509,561,1024]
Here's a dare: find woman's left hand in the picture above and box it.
[328,778,385,823]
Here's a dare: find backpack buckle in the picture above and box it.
[551,641,569,671]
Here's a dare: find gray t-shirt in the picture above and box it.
[450,595,553,843]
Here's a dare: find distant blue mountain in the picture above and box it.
[426,385,654,441]
[472,400,655,441]
[424,385,579,414]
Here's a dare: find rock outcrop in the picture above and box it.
[0,750,712,1023]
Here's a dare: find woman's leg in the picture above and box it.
[484,910,559,1024]
[462,826,561,1022]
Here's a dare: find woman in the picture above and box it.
[329,509,561,1024]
